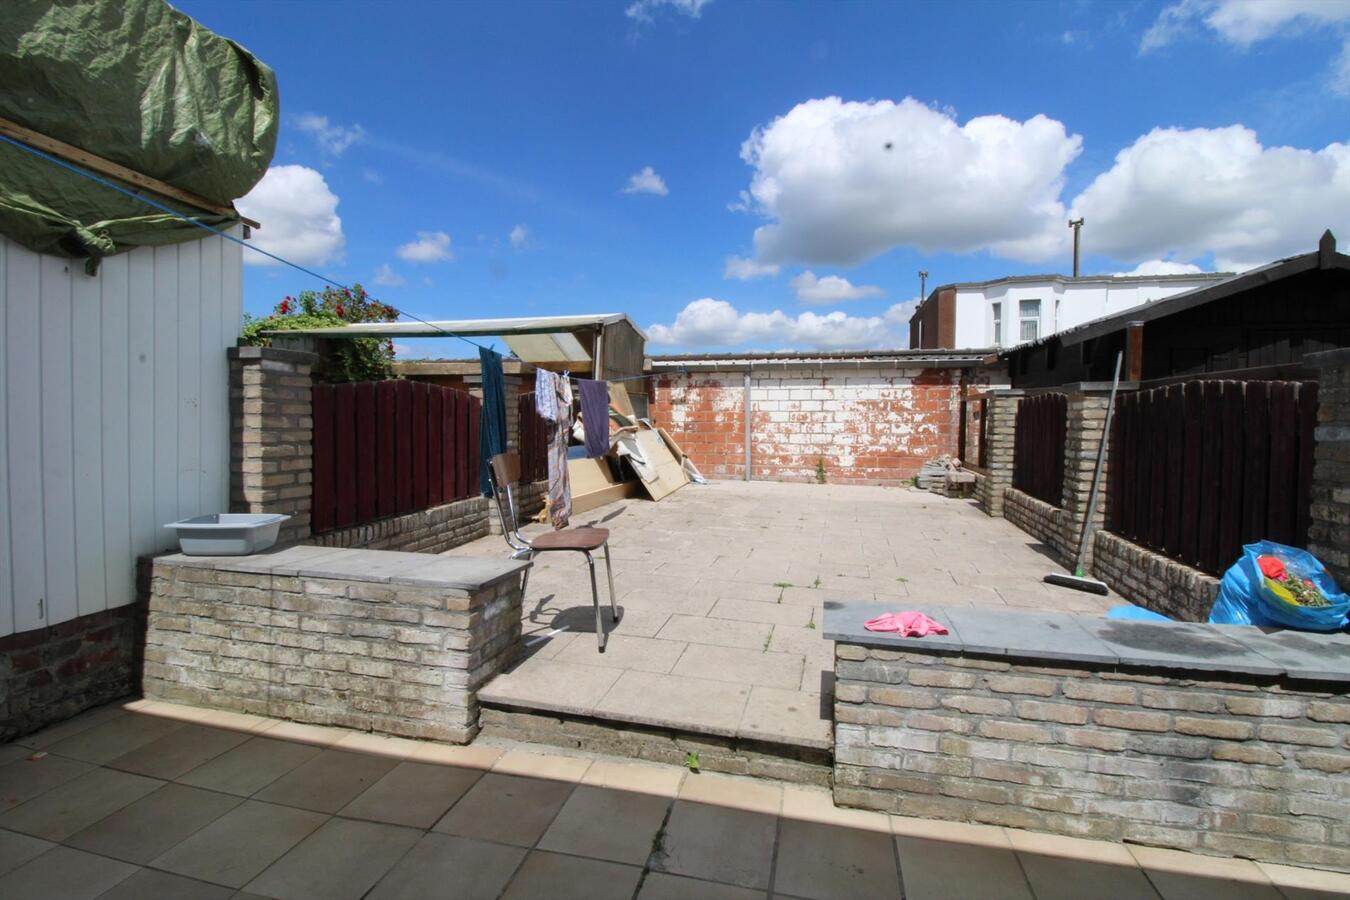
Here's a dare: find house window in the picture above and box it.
[992,303,1002,345]
[1019,299,1041,342]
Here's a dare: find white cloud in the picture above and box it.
[373,264,405,286]
[362,168,383,184]
[509,224,529,249]
[727,190,752,213]
[1069,125,1350,271]
[1142,0,1350,93]
[396,231,454,263]
[723,255,780,280]
[296,114,365,157]
[790,271,883,305]
[884,298,921,327]
[236,165,344,267]
[740,97,1081,266]
[622,166,669,196]
[646,298,895,350]
[626,0,711,22]
[1113,260,1206,276]
[391,342,413,358]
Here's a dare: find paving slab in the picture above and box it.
[455,481,1124,751]
[479,658,624,716]
[593,671,751,736]
[671,644,804,690]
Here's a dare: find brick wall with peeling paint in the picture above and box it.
[652,367,976,486]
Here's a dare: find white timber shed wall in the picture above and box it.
[0,230,243,638]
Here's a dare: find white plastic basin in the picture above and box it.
[164,513,291,556]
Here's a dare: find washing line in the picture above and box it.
[0,131,497,355]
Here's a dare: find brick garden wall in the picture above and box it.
[1092,531,1221,621]
[1308,348,1350,590]
[651,366,967,485]
[0,604,143,742]
[308,480,545,551]
[1003,488,1069,560]
[142,550,526,743]
[833,643,1350,870]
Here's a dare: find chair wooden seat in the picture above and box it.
[488,451,620,651]
[530,526,610,552]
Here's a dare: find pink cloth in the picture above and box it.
[864,611,949,637]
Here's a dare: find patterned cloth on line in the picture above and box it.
[535,367,558,422]
[547,371,573,528]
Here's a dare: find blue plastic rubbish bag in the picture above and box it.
[1208,541,1350,632]
[1107,606,1172,622]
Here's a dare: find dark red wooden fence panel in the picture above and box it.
[1107,379,1318,576]
[1012,393,1066,507]
[518,393,550,483]
[311,381,482,534]
[312,385,334,533]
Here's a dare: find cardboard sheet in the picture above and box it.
[632,429,689,501]
[567,456,639,513]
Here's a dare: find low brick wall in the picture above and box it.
[1003,487,1071,562]
[142,546,528,743]
[827,607,1350,871]
[1092,530,1220,622]
[312,497,491,554]
[309,480,547,551]
[0,604,143,742]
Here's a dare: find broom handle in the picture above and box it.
[1074,351,1124,574]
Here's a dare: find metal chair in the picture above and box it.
[487,452,620,651]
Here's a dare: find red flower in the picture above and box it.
[277,298,292,314]
[336,304,345,318]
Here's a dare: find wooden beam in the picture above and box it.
[0,116,260,229]
[1126,321,1145,382]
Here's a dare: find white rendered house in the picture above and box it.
[909,272,1229,350]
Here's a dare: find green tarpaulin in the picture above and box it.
[0,0,279,263]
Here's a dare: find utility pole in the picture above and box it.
[919,270,928,298]
[1068,218,1084,278]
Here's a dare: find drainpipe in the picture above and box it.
[744,366,752,481]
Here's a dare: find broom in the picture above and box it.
[1043,350,1123,595]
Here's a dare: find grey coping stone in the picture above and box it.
[825,599,1349,683]
[821,600,966,655]
[391,555,531,590]
[1212,624,1350,683]
[1076,617,1285,677]
[153,545,345,575]
[944,608,1119,665]
[154,545,526,591]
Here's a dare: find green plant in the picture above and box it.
[812,576,822,589]
[814,457,827,484]
[773,581,792,589]
[241,284,399,383]
[684,752,700,773]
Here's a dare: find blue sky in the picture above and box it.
[175,0,1350,356]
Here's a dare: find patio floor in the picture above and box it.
[452,480,1119,750]
[3,699,1347,900]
